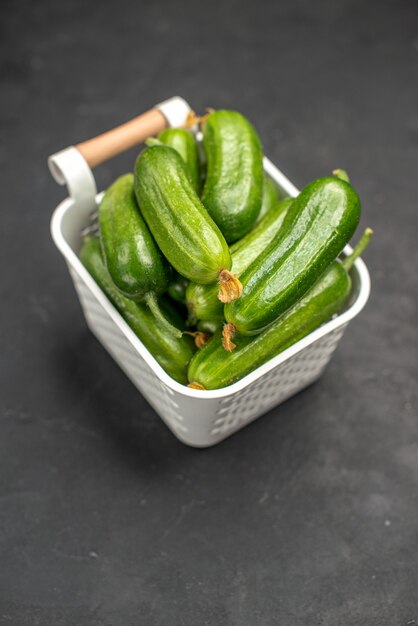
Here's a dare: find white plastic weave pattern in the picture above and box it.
[51,158,370,447]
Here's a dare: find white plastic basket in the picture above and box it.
[49,96,370,447]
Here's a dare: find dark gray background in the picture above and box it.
[1,0,417,624]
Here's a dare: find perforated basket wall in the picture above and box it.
[52,158,370,447]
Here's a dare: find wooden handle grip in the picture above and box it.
[75,108,168,168]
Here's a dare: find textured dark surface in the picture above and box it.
[1,0,417,624]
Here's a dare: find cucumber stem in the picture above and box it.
[222,323,237,352]
[184,108,215,129]
[184,331,210,349]
[144,292,183,339]
[187,382,206,390]
[342,228,373,271]
[217,270,243,303]
[333,169,350,183]
[184,110,200,128]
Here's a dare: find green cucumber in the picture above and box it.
[166,271,190,327]
[201,110,264,243]
[196,319,224,336]
[167,271,189,304]
[182,318,224,351]
[229,197,293,263]
[184,319,224,351]
[99,173,170,301]
[158,128,201,193]
[134,145,241,301]
[186,197,293,322]
[80,237,195,384]
[225,176,361,335]
[256,177,279,224]
[159,295,188,331]
[188,230,372,389]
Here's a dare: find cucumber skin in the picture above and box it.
[196,319,224,335]
[185,198,293,322]
[167,271,189,304]
[225,177,361,335]
[99,173,170,301]
[229,197,293,268]
[188,261,351,389]
[256,177,279,224]
[158,128,201,194]
[80,237,195,385]
[134,145,231,284]
[166,271,190,322]
[201,110,264,244]
[159,295,188,331]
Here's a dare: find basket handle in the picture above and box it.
[48,96,191,208]
[76,108,165,168]
[73,96,191,168]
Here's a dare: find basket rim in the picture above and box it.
[51,158,371,400]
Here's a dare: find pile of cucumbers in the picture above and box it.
[80,109,371,389]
